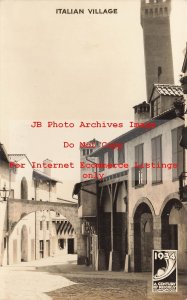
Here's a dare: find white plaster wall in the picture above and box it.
[36,182,57,202]
[0,161,11,266]
[10,156,34,200]
[8,212,35,264]
[127,117,184,217]
[0,202,7,266]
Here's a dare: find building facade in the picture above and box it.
[0,144,11,266]
[73,0,187,272]
[74,87,187,271]
[0,152,77,266]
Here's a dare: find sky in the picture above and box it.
[0,0,187,200]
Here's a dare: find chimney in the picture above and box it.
[133,101,150,123]
[43,158,52,177]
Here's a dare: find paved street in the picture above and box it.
[0,255,77,300]
[0,254,186,300]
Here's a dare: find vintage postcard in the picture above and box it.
[0,0,187,299]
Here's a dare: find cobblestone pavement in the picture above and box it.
[47,275,187,300]
[0,254,187,300]
[35,256,187,300]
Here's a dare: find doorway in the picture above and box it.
[68,239,74,254]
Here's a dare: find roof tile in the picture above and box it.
[154,84,183,97]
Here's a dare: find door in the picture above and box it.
[68,239,74,254]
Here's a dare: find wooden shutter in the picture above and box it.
[131,167,135,187]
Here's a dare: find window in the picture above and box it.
[21,177,28,200]
[118,145,124,164]
[46,221,49,230]
[172,126,184,180]
[99,154,104,171]
[40,221,43,230]
[152,136,162,183]
[135,144,143,186]
[59,239,65,249]
[39,240,44,250]
[108,150,114,164]
[152,98,161,117]
[132,144,146,187]
[39,240,44,258]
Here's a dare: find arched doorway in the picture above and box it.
[134,203,153,272]
[21,225,28,262]
[161,199,179,250]
[21,177,28,200]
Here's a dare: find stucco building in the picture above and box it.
[0,144,11,266]
[0,151,77,266]
[73,0,187,272]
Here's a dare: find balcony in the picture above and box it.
[179,172,187,201]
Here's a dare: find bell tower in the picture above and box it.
[141,0,174,100]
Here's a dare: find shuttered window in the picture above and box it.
[108,150,114,164]
[152,135,162,183]
[172,126,184,180]
[99,154,104,171]
[118,144,124,164]
[132,144,146,187]
[151,97,161,117]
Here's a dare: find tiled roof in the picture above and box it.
[153,84,183,97]
[33,169,61,183]
[8,153,33,167]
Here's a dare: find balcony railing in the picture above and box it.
[179,172,187,201]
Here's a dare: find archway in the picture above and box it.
[21,225,28,262]
[50,211,76,256]
[161,198,180,250]
[134,202,153,272]
[8,199,79,264]
[21,177,28,200]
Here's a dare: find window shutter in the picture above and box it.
[172,129,177,179]
[172,127,184,179]
[178,127,184,176]
[142,167,147,185]
[131,167,135,187]
[135,145,139,164]
[152,136,162,183]
[139,144,143,165]
[118,145,124,164]
[152,139,156,182]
